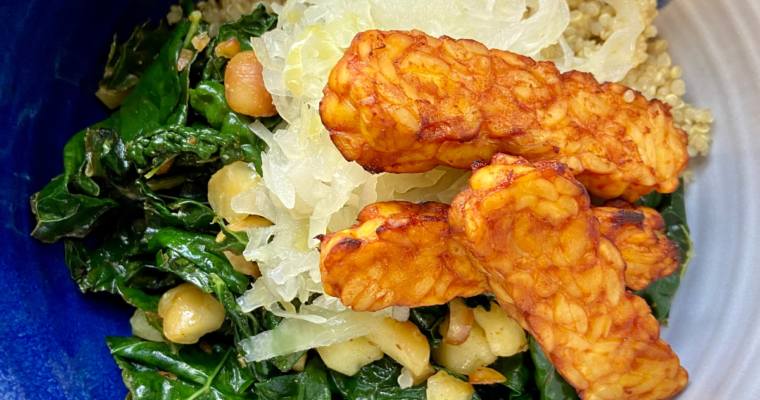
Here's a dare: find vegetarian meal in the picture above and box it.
[30,0,710,399]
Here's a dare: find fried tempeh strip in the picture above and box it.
[318,156,687,398]
[319,202,489,312]
[593,201,680,290]
[448,154,687,400]
[320,203,680,311]
[321,30,689,202]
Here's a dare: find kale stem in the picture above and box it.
[185,347,233,400]
[183,11,203,49]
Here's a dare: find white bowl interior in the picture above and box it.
[658,0,760,398]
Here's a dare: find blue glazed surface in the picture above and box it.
[0,0,672,399]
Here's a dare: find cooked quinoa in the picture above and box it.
[563,0,713,158]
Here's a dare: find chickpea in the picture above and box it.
[158,283,226,344]
[225,51,277,117]
[207,161,261,223]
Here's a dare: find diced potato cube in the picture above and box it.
[317,336,384,376]
[365,318,431,376]
[472,301,528,357]
[468,367,507,385]
[427,371,475,400]
[445,298,474,345]
[433,319,497,375]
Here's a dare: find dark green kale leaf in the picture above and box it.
[97,21,172,109]
[85,127,131,179]
[635,273,682,322]
[634,180,692,322]
[190,81,234,129]
[200,51,229,84]
[31,15,208,242]
[209,275,262,345]
[30,174,117,243]
[216,5,278,51]
[166,47,194,127]
[167,15,212,128]
[474,386,534,400]
[215,220,249,255]
[120,9,212,145]
[128,124,218,169]
[487,353,532,394]
[529,336,579,400]
[463,294,495,311]
[255,356,333,400]
[268,349,307,374]
[128,124,237,170]
[139,179,217,233]
[329,357,427,400]
[119,21,191,143]
[408,305,448,349]
[34,12,294,396]
[472,353,536,400]
[64,221,166,312]
[126,81,280,174]
[149,227,248,294]
[154,249,216,292]
[30,118,122,243]
[190,80,281,174]
[107,336,257,399]
[32,10,276,243]
[56,170,240,311]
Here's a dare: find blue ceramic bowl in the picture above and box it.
[0,1,174,399]
[0,1,673,399]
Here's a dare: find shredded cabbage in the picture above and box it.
[233,0,647,359]
[240,306,392,362]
